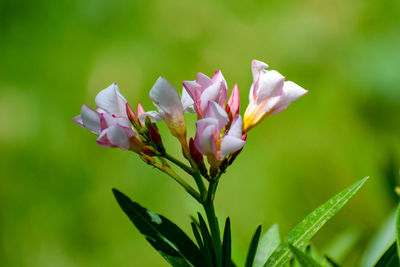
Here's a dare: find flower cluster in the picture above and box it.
[73,60,307,179]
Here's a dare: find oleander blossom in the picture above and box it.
[183,71,228,118]
[194,101,246,168]
[141,77,188,145]
[73,59,307,168]
[243,60,308,132]
[72,83,148,153]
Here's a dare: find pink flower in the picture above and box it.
[243,60,308,132]
[194,101,245,167]
[144,77,187,145]
[73,83,147,152]
[226,83,240,122]
[183,70,228,118]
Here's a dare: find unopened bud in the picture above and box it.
[189,138,208,178]
[149,124,165,153]
[126,103,137,123]
[126,103,142,130]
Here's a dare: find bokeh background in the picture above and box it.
[1,0,400,266]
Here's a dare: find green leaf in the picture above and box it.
[264,176,369,267]
[305,244,324,264]
[288,244,322,267]
[145,237,192,267]
[254,224,280,267]
[112,189,205,267]
[191,222,204,250]
[322,228,359,262]
[222,217,232,267]
[361,208,396,266]
[245,225,262,267]
[324,255,341,267]
[396,203,400,261]
[198,213,217,267]
[374,241,399,267]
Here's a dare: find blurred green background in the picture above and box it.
[1,0,400,266]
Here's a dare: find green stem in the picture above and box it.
[153,163,201,202]
[193,169,207,201]
[163,152,193,175]
[203,179,222,266]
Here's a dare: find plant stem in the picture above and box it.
[192,169,207,201]
[153,163,201,202]
[163,152,193,175]
[203,179,222,267]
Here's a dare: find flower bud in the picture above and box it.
[189,138,208,178]
[126,102,137,123]
[149,124,165,153]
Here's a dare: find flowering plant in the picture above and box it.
[73,60,373,266]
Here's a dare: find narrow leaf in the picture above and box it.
[113,189,205,266]
[254,224,280,267]
[305,244,324,264]
[289,244,322,267]
[322,228,359,262]
[146,237,191,267]
[361,208,396,266]
[245,225,262,267]
[264,176,369,267]
[374,241,399,266]
[396,203,400,261]
[191,222,204,252]
[222,217,232,267]
[198,213,217,267]
[324,255,341,267]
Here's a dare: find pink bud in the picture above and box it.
[149,124,164,153]
[226,84,240,121]
[126,103,137,125]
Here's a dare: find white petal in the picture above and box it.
[220,135,245,158]
[181,88,196,113]
[95,83,127,117]
[200,82,222,112]
[255,70,285,104]
[72,115,83,127]
[211,70,227,90]
[150,77,183,116]
[228,115,243,139]
[97,125,132,150]
[100,112,131,128]
[195,118,218,155]
[251,60,269,81]
[205,101,229,132]
[200,124,217,155]
[196,72,212,88]
[80,104,101,134]
[138,110,164,124]
[270,81,308,115]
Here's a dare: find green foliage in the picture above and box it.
[288,244,322,267]
[265,177,369,267]
[322,228,359,262]
[222,218,232,267]
[254,224,280,267]
[374,242,399,267]
[396,203,400,261]
[112,189,205,266]
[245,225,262,267]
